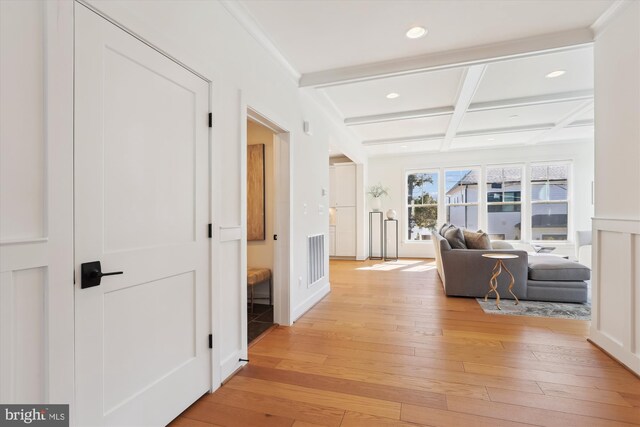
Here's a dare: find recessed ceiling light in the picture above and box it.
[545,70,566,78]
[406,26,427,39]
[487,137,495,141]
[400,145,408,148]
[509,115,520,119]
[386,92,400,99]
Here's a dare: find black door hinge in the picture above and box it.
[208,223,212,238]
[208,334,213,349]
[273,234,278,241]
[208,113,212,128]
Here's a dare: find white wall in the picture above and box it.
[367,141,594,258]
[0,0,75,410]
[1,0,366,409]
[247,120,274,300]
[591,0,640,375]
[84,0,366,381]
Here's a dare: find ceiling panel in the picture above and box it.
[323,68,464,117]
[365,139,442,157]
[351,115,451,141]
[473,48,594,103]
[239,0,611,74]
[459,100,585,133]
[541,125,594,142]
[453,130,545,150]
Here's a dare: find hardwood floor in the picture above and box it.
[172,259,640,427]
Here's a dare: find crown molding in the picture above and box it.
[300,28,594,88]
[590,0,633,38]
[219,0,301,82]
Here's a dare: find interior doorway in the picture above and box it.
[244,109,290,344]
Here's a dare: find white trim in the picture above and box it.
[292,282,330,322]
[590,0,633,38]
[300,30,593,88]
[441,65,487,151]
[527,100,594,145]
[219,0,300,82]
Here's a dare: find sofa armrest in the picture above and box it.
[441,249,528,298]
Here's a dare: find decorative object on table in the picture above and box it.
[386,209,396,220]
[476,298,590,320]
[367,183,389,212]
[384,219,399,261]
[247,144,265,241]
[482,253,520,310]
[369,211,383,260]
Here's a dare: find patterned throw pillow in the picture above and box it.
[463,229,492,250]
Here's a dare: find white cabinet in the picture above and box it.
[333,164,356,207]
[329,163,357,257]
[329,225,336,256]
[334,206,356,256]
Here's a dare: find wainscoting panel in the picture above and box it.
[591,218,640,374]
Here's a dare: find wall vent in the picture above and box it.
[307,234,325,286]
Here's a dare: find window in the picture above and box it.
[486,166,523,240]
[445,169,479,230]
[407,171,439,240]
[531,164,569,241]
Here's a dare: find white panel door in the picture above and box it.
[74,5,210,426]
[335,207,356,256]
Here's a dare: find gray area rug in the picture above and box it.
[476,298,591,320]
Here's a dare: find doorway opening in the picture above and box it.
[245,109,290,344]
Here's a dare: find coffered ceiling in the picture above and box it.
[229,0,616,157]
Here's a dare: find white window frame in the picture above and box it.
[529,161,572,243]
[404,169,440,242]
[444,167,481,230]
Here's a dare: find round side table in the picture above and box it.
[481,253,520,310]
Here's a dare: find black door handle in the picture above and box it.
[81,261,123,289]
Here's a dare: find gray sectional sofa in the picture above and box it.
[432,231,590,303]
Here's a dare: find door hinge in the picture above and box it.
[208,113,212,128]
[273,234,278,241]
[208,223,212,238]
[208,334,213,349]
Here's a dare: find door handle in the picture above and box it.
[81,261,123,289]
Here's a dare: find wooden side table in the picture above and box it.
[481,253,520,310]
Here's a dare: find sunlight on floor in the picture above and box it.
[356,259,436,272]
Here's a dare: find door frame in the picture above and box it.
[241,100,292,344]
[72,0,221,406]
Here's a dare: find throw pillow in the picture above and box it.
[463,229,491,250]
[438,223,452,236]
[444,226,467,249]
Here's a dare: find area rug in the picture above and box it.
[476,298,591,320]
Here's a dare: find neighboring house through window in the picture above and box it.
[530,163,570,241]
[486,165,523,241]
[445,169,479,230]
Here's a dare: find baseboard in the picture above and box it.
[219,350,246,383]
[292,281,331,322]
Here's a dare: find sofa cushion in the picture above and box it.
[463,229,491,249]
[444,226,467,249]
[528,256,591,281]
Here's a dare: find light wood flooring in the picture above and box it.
[172,259,640,427]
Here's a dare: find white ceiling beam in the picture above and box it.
[299,29,593,88]
[440,65,487,151]
[345,90,594,127]
[345,106,453,126]
[457,123,555,137]
[527,100,594,145]
[362,134,445,146]
[467,89,594,112]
